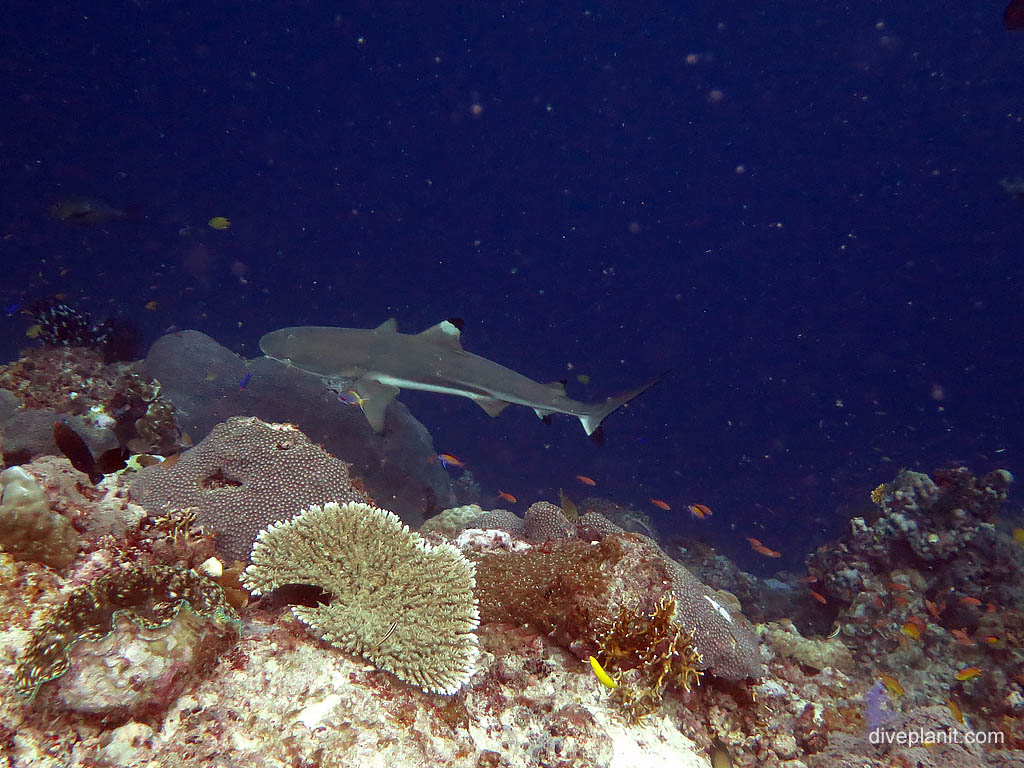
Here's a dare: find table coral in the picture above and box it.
[129,416,370,562]
[243,501,480,695]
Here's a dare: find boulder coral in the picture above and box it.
[129,416,370,562]
[0,465,79,569]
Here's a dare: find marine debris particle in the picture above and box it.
[242,501,480,695]
[14,564,239,700]
[594,594,703,722]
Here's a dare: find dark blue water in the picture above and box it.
[2,1,1021,572]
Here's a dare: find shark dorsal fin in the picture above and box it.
[416,319,464,350]
[376,318,398,332]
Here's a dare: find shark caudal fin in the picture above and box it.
[577,372,669,436]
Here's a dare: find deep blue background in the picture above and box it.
[2,1,1021,571]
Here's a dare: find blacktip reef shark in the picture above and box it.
[259,318,665,438]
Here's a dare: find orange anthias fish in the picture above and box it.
[436,453,466,469]
[959,596,982,607]
[575,475,597,486]
[809,590,827,605]
[687,503,713,520]
[497,491,517,504]
[746,537,781,558]
[955,666,983,682]
[650,498,671,511]
[950,628,976,647]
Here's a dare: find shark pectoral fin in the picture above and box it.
[533,408,555,423]
[415,320,464,350]
[354,378,400,433]
[577,371,669,436]
[476,397,511,418]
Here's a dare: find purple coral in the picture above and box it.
[129,416,369,562]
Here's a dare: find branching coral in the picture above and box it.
[593,595,703,722]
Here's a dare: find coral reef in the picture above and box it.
[0,346,183,458]
[15,564,239,720]
[129,416,370,562]
[0,465,79,569]
[595,595,703,722]
[141,329,456,526]
[523,500,576,541]
[22,300,138,363]
[421,503,490,536]
[243,501,480,695]
[471,531,762,684]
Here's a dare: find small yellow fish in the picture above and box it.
[878,672,905,697]
[575,373,591,385]
[208,216,231,230]
[144,300,159,311]
[946,698,964,724]
[955,666,982,682]
[588,656,618,689]
[1013,528,1024,546]
[25,323,42,339]
[559,488,579,521]
[900,621,921,641]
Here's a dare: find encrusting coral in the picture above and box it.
[0,465,79,569]
[14,564,239,712]
[243,501,480,695]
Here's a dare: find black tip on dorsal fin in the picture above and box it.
[541,414,553,425]
[446,317,465,331]
[589,426,605,446]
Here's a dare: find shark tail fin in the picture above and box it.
[578,371,669,436]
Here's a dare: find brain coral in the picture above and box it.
[243,501,479,695]
[129,416,369,562]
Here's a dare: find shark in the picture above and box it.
[259,318,664,437]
